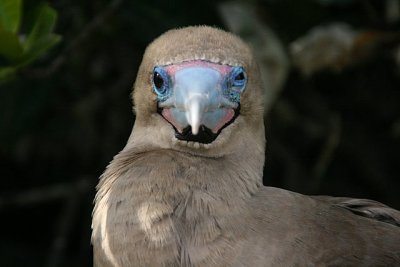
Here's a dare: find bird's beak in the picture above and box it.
[174,67,220,135]
[159,66,237,136]
[154,60,246,144]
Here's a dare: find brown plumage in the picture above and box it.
[92,26,400,266]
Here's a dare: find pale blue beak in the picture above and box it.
[152,61,246,142]
[160,67,236,135]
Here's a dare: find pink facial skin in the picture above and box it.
[161,108,184,133]
[165,60,232,77]
[211,108,235,134]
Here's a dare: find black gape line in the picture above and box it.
[176,125,217,144]
[157,105,241,144]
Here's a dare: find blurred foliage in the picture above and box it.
[0,0,61,81]
[0,0,399,266]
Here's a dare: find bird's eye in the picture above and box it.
[152,67,170,101]
[234,72,245,82]
[230,66,247,88]
[225,66,247,103]
[153,72,164,89]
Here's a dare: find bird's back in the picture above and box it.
[239,186,400,266]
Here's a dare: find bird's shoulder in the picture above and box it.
[250,186,400,229]
[312,195,400,227]
[241,186,400,265]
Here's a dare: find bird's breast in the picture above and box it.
[92,149,259,266]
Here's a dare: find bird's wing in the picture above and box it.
[313,196,400,227]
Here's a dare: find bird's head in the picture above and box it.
[130,26,265,157]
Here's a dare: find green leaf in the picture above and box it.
[0,2,61,83]
[0,66,16,81]
[0,0,22,33]
[20,33,61,66]
[0,30,23,62]
[24,3,58,51]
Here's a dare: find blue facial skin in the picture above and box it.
[152,65,247,104]
[152,66,171,102]
[152,64,247,139]
[224,66,247,103]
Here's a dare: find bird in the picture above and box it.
[91,26,400,266]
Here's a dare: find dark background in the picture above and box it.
[1,0,399,266]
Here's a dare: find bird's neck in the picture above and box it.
[92,142,264,266]
[111,145,263,212]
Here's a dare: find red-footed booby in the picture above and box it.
[92,26,400,266]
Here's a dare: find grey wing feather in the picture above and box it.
[313,196,400,227]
